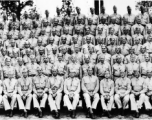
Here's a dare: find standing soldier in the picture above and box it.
[3,71,18,117]
[48,67,64,119]
[110,6,121,25]
[123,6,135,26]
[130,71,147,118]
[75,7,86,25]
[95,55,111,81]
[100,71,114,118]
[82,67,99,119]
[17,68,32,118]
[98,7,109,25]
[88,8,98,25]
[64,69,80,118]
[115,71,131,117]
[32,66,48,118]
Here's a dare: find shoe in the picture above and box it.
[39,111,43,118]
[86,108,90,118]
[6,110,10,116]
[24,112,28,118]
[90,113,95,119]
[149,110,152,117]
[52,110,56,117]
[55,112,60,119]
[67,110,72,117]
[107,111,112,118]
[121,109,124,116]
[135,112,140,118]
[101,110,106,117]
[9,110,13,117]
[71,110,76,119]
[20,111,24,117]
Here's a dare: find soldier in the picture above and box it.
[115,71,131,117]
[95,55,111,81]
[32,66,48,118]
[88,8,98,25]
[112,55,126,81]
[140,54,152,79]
[3,70,18,117]
[98,7,109,25]
[110,6,121,25]
[75,7,86,25]
[123,6,135,26]
[64,17,74,36]
[126,55,140,79]
[17,68,32,118]
[42,19,52,37]
[51,28,60,45]
[138,46,147,63]
[49,46,58,65]
[53,8,64,27]
[41,56,52,77]
[64,69,80,118]
[28,31,38,50]
[64,7,75,26]
[144,71,152,116]
[130,71,147,118]
[21,23,31,40]
[38,29,48,47]
[133,37,142,55]
[144,35,152,55]
[48,67,64,118]
[0,78,2,109]
[52,18,63,37]
[82,67,99,119]
[121,18,131,35]
[100,71,114,118]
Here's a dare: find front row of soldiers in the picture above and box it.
[1,65,152,119]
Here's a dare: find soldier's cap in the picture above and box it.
[129,47,134,50]
[87,66,93,71]
[38,46,45,50]
[54,18,59,22]
[22,68,28,73]
[70,69,77,73]
[37,66,42,71]
[145,53,149,58]
[88,17,93,21]
[7,32,12,36]
[24,40,30,44]
[61,35,66,40]
[43,55,48,59]
[85,26,90,31]
[52,46,57,50]
[5,57,11,62]
[101,45,106,49]
[30,55,35,59]
[52,28,56,32]
[84,54,90,59]
[38,38,42,42]
[86,36,91,40]
[63,27,69,31]
[49,36,54,41]
[140,45,146,49]
[57,53,63,57]
[105,70,110,74]
[52,66,58,71]
[74,44,80,48]
[116,55,122,59]
[98,54,105,59]
[18,57,23,61]
[76,7,81,10]
[115,46,121,49]
[41,29,46,32]
[98,27,103,31]
[72,35,78,39]
[13,48,19,53]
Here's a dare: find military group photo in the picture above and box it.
[0,0,152,119]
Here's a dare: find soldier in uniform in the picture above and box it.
[138,46,147,63]
[3,70,18,117]
[110,6,121,25]
[82,67,99,119]
[48,67,64,118]
[88,8,98,25]
[98,7,109,25]
[95,55,111,81]
[32,66,48,118]
[100,71,114,118]
[17,68,32,118]
[63,69,80,118]
[130,71,147,118]
[115,71,131,117]
[75,7,86,25]
[123,6,135,26]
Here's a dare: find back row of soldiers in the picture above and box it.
[0,4,152,119]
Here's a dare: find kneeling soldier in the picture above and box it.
[82,67,99,119]
[64,69,80,118]
[100,71,114,118]
[48,67,64,118]
[17,68,32,118]
[32,66,48,118]
[3,71,18,117]
[115,71,131,117]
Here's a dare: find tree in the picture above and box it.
[0,0,33,21]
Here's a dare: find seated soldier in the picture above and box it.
[100,71,114,118]
[3,70,18,117]
[130,71,147,118]
[115,71,131,118]
[17,68,32,118]
[82,67,99,119]
[63,69,80,118]
[48,66,64,119]
[32,66,48,118]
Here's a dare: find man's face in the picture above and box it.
[38,69,42,75]
[64,29,69,34]
[52,49,57,54]
[147,72,152,78]
[110,38,115,45]
[122,39,126,44]
[115,48,121,54]
[62,48,67,54]
[70,72,75,78]
[116,58,121,64]
[113,7,117,12]
[129,49,134,54]
[58,56,62,61]
[123,29,128,35]
[145,56,150,62]
[2,50,6,56]
[102,47,106,53]
[134,72,139,78]
[44,57,48,63]
[130,56,135,63]
[147,29,151,34]
[86,38,91,44]
[88,69,93,76]
[52,70,57,76]
[127,7,131,13]
[76,8,80,14]
[37,41,42,46]
[31,58,35,63]
[23,71,28,78]
[61,38,66,44]
[75,47,79,53]
[121,72,125,78]
[18,60,23,66]
[141,48,146,53]
[105,72,110,78]
[85,58,90,64]
[6,60,11,66]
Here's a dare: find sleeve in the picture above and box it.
[3,81,7,95]
[100,80,105,95]
[93,77,99,94]
[13,80,18,94]
[109,81,114,96]
[17,79,23,96]
[74,79,80,94]
[43,77,48,93]
[81,77,89,93]
[64,79,69,95]
[0,81,3,95]
[115,79,119,94]
[125,78,131,95]
[32,78,37,94]
[140,79,147,94]
[26,78,33,96]
[57,78,64,93]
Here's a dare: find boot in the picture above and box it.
[101,110,106,117]
[39,111,43,118]
[135,112,140,118]
[9,110,13,117]
[55,111,60,119]
[6,110,10,116]
[67,110,72,117]
[71,110,76,119]
[90,112,95,119]
[107,111,112,118]
[86,108,90,118]
[149,109,152,117]
[24,111,28,118]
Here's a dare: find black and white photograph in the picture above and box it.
[0,0,152,119]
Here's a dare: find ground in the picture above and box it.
[0,108,152,120]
